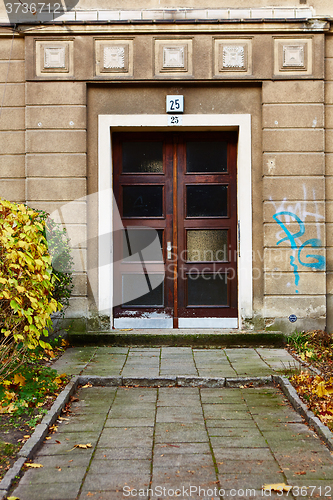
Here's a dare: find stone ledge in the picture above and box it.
[0,7,315,25]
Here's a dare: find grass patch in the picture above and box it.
[0,336,69,480]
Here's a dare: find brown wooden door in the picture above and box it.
[112,132,238,328]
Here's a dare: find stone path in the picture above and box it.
[50,347,298,378]
[10,348,333,500]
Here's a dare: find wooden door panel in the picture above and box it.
[112,132,238,325]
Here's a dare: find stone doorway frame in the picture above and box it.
[98,114,252,328]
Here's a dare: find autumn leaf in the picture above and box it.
[262,483,292,492]
[25,463,43,468]
[0,402,15,414]
[7,497,20,500]
[67,443,92,451]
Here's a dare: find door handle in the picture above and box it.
[167,241,172,260]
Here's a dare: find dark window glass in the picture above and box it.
[122,274,164,306]
[123,229,163,262]
[186,185,227,217]
[123,186,163,217]
[122,142,163,173]
[186,141,227,173]
[187,274,228,306]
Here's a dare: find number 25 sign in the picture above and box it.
[166,95,184,114]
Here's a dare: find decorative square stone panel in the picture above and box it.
[214,39,252,76]
[35,41,73,76]
[222,45,245,69]
[155,39,192,76]
[163,46,185,69]
[104,46,126,70]
[283,45,304,67]
[274,38,312,75]
[44,46,66,69]
[95,40,133,76]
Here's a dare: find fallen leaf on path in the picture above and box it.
[295,471,306,475]
[68,443,93,451]
[24,463,43,468]
[82,383,92,388]
[262,484,292,492]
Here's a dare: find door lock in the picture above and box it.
[167,241,172,260]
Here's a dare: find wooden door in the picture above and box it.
[112,132,238,328]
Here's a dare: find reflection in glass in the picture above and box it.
[122,142,163,173]
[187,274,228,306]
[122,274,164,306]
[186,185,227,217]
[187,230,228,262]
[186,141,228,173]
[123,229,163,262]
[123,186,163,217]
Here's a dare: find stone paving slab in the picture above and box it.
[49,346,296,379]
[9,347,333,500]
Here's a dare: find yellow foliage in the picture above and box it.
[0,199,63,365]
[13,373,26,386]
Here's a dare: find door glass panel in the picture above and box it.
[123,229,163,262]
[122,142,163,173]
[186,141,228,173]
[186,185,227,217]
[122,274,164,306]
[187,230,228,262]
[187,274,228,306]
[123,186,163,217]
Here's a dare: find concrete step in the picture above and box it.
[68,329,285,347]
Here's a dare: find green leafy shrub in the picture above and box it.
[0,199,63,380]
[35,209,74,311]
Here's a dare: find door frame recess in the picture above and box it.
[98,114,252,329]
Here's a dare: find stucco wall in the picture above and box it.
[0,16,331,331]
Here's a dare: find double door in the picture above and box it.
[112,132,238,328]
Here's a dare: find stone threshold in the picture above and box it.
[69,329,285,347]
[1,372,333,500]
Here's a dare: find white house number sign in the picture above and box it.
[166,95,184,126]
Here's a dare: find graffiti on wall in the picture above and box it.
[273,211,325,294]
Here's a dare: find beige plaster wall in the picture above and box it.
[326,35,333,332]
[0,36,25,203]
[25,81,88,319]
[0,22,330,331]
[262,80,326,332]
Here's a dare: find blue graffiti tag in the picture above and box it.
[272,211,325,293]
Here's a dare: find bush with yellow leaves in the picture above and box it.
[0,199,62,380]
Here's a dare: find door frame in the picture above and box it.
[98,114,252,329]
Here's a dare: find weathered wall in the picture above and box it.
[262,80,326,333]
[24,81,88,320]
[326,35,333,332]
[0,18,331,331]
[0,35,25,203]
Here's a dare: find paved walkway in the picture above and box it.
[49,346,298,378]
[11,348,333,500]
